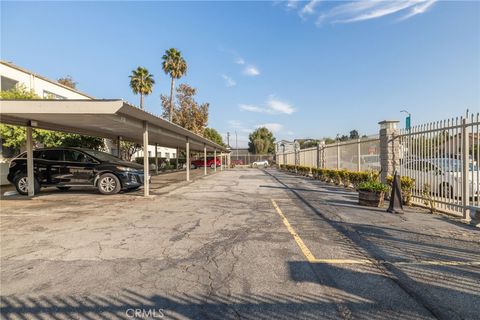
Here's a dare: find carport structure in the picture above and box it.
[0,99,229,197]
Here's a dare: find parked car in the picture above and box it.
[252,160,269,167]
[7,147,146,195]
[400,158,479,198]
[191,157,220,169]
[231,159,244,166]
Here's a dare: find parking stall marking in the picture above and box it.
[271,199,480,267]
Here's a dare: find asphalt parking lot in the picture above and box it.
[1,168,479,319]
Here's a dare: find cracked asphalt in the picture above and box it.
[1,168,479,319]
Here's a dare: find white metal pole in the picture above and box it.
[204,144,207,176]
[337,142,340,170]
[143,121,149,197]
[214,149,217,172]
[117,136,121,159]
[462,118,470,221]
[176,146,179,170]
[220,153,223,171]
[155,143,158,175]
[26,126,34,197]
[186,137,190,181]
[357,138,361,172]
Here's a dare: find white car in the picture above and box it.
[252,160,269,167]
[400,158,479,199]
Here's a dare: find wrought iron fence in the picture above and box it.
[398,112,479,217]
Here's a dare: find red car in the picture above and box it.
[191,157,220,169]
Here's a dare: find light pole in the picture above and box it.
[400,110,411,131]
[235,131,238,160]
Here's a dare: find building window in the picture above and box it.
[1,76,18,91]
[148,151,151,157]
[43,90,66,100]
[165,152,169,159]
[172,153,176,158]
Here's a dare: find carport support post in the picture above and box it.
[220,153,223,171]
[155,143,158,175]
[186,137,190,181]
[214,149,217,172]
[117,136,121,159]
[176,147,179,170]
[204,144,207,176]
[143,121,149,196]
[26,126,34,197]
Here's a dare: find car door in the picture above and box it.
[39,149,65,185]
[63,150,97,185]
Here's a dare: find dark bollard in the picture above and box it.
[387,172,403,214]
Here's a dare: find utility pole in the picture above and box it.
[227,132,230,148]
[235,131,238,160]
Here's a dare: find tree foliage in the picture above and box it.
[349,129,359,140]
[129,66,155,109]
[57,76,77,89]
[204,128,225,147]
[162,48,187,121]
[120,141,142,161]
[161,84,209,135]
[248,127,275,154]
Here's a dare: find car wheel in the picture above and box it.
[56,186,71,191]
[253,163,258,167]
[210,163,215,169]
[97,173,121,195]
[14,173,40,196]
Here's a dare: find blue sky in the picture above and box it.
[1,1,479,147]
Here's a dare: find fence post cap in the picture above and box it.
[378,120,399,129]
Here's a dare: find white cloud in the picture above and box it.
[228,120,243,128]
[300,0,322,17]
[239,104,264,113]
[235,57,245,65]
[243,65,260,76]
[398,0,436,21]
[266,96,295,115]
[284,0,438,26]
[220,74,236,87]
[256,123,283,133]
[239,96,295,115]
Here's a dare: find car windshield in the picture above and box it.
[82,149,121,162]
[431,159,478,172]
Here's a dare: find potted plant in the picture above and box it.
[358,181,389,207]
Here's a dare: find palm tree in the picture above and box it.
[129,67,155,110]
[162,48,187,121]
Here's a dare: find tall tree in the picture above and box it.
[129,67,155,110]
[349,129,359,140]
[162,48,187,121]
[161,84,208,135]
[248,127,276,154]
[57,75,77,89]
[204,128,226,147]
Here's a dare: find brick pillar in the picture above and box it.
[379,120,400,184]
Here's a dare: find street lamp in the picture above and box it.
[400,110,411,130]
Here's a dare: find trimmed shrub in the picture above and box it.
[386,175,415,205]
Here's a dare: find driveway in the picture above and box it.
[1,168,479,319]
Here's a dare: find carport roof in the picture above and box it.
[0,99,228,152]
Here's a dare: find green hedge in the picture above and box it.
[279,165,380,189]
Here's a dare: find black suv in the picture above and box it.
[8,147,146,195]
